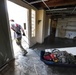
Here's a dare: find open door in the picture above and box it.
[7,0,29,56]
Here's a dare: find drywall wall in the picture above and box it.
[48,19,51,36]
[36,10,43,43]
[0,0,14,68]
[36,9,46,43]
[42,10,46,41]
[44,15,49,38]
[36,10,51,43]
[55,17,76,39]
[44,15,51,38]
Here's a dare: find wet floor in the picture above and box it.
[1,36,76,75]
[31,37,76,50]
[1,48,76,75]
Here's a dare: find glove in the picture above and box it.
[23,32,25,36]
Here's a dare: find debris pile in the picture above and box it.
[43,49,76,64]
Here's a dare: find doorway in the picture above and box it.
[7,0,29,57]
[51,19,57,37]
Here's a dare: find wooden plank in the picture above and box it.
[40,0,76,8]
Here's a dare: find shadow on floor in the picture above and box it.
[1,36,76,75]
[47,66,76,75]
[31,36,76,50]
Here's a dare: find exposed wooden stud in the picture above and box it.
[29,0,48,4]
[40,0,76,8]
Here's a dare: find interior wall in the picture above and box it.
[44,15,49,38]
[36,10,51,43]
[48,19,51,36]
[55,18,66,38]
[42,10,46,41]
[36,9,46,43]
[55,17,76,39]
[0,0,14,68]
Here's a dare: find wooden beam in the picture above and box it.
[29,0,48,4]
[40,0,76,8]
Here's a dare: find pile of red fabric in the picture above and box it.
[43,53,56,60]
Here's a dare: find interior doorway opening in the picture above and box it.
[7,0,29,57]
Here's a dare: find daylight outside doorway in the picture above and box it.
[7,0,29,57]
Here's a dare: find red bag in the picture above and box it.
[50,54,55,59]
[43,54,52,60]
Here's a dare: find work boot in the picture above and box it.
[22,50,28,56]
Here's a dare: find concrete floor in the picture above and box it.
[1,47,76,75]
[0,36,76,75]
[31,36,76,50]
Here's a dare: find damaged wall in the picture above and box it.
[56,17,76,39]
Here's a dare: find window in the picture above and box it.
[31,9,36,37]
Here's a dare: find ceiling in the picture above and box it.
[22,0,76,18]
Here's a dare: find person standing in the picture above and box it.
[10,19,28,56]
